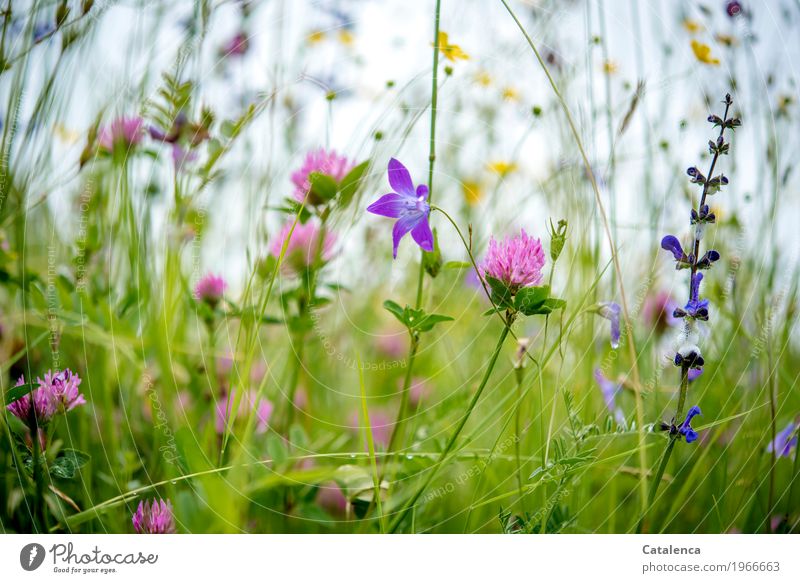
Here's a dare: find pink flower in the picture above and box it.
[317,481,348,516]
[215,389,273,434]
[291,148,355,204]
[642,290,681,334]
[98,116,144,152]
[349,410,392,449]
[221,31,249,57]
[480,229,545,291]
[7,370,85,425]
[194,273,227,307]
[269,221,335,273]
[132,498,176,534]
[408,377,431,408]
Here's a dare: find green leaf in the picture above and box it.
[485,276,513,309]
[382,300,406,325]
[414,313,454,332]
[50,449,90,479]
[444,261,472,270]
[308,172,339,202]
[338,160,370,208]
[515,285,550,315]
[5,383,36,406]
[423,229,443,278]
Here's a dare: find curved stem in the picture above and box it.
[388,323,511,533]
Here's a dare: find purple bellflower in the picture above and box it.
[367,158,433,259]
[767,421,798,458]
[598,301,621,349]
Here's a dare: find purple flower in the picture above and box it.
[480,229,545,292]
[678,405,702,443]
[660,235,693,269]
[132,498,176,534]
[674,272,710,320]
[6,370,86,426]
[726,1,744,18]
[215,389,273,435]
[292,148,355,205]
[221,31,249,57]
[766,421,798,458]
[598,302,621,349]
[367,158,433,259]
[593,369,626,425]
[194,273,227,307]
[98,116,144,153]
[269,221,336,273]
[688,368,703,382]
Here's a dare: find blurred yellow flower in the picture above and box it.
[307,30,326,44]
[338,30,354,46]
[435,31,469,62]
[487,161,517,176]
[462,180,484,205]
[501,86,520,101]
[474,70,492,87]
[602,60,617,74]
[715,33,738,47]
[54,124,80,144]
[691,40,720,65]
[682,19,703,33]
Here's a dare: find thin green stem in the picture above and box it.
[388,323,511,533]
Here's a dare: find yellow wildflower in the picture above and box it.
[338,29,354,46]
[691,40,720,65]
[715,33,738,47]
[307,30,326,44]
[435,31,469,62]
[602,60,617,75]
[474,70,492,87]
[462,180,484,205]
[501,86,520,101]
[487,161,517,177]
[682,19,703,34]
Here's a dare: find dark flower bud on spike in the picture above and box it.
[673,307,687,319]
[724,92,733,105]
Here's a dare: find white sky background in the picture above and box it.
[24,0,800,296]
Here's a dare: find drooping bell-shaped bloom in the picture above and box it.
[766,421,798,458]
[678,405,702,443]
[98,116,144,153]
[598,301,621,349]
[194,273,227,307]
[480,229,545,292]
[132,498,177,534]
[269,221,336,273]
[292,148,355,204]
[593,369,626,425]
[367,158,433,259]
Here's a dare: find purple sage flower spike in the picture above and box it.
[678,405,702,443]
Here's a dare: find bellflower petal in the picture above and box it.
[411,218,434,252]
[392,215,420,259]
[387,158,415,196]
[598,302,621,349]
[366,193,406,218]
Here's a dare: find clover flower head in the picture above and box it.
[98,116,144,152]
[766,421,798,458]
[6,376,57,424]
[678,405,702,443]
[292,148,355,204]
[194,273,227,307]
[480,229,545,292]
[367,158,433,259]
[598,301,621,349]
[132,498,176,534]
[39,369,85,414]
[269,221,336,272]
[222,31,249,57]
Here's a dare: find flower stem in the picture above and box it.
[388,323,511,533]
[637,364,689,533]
